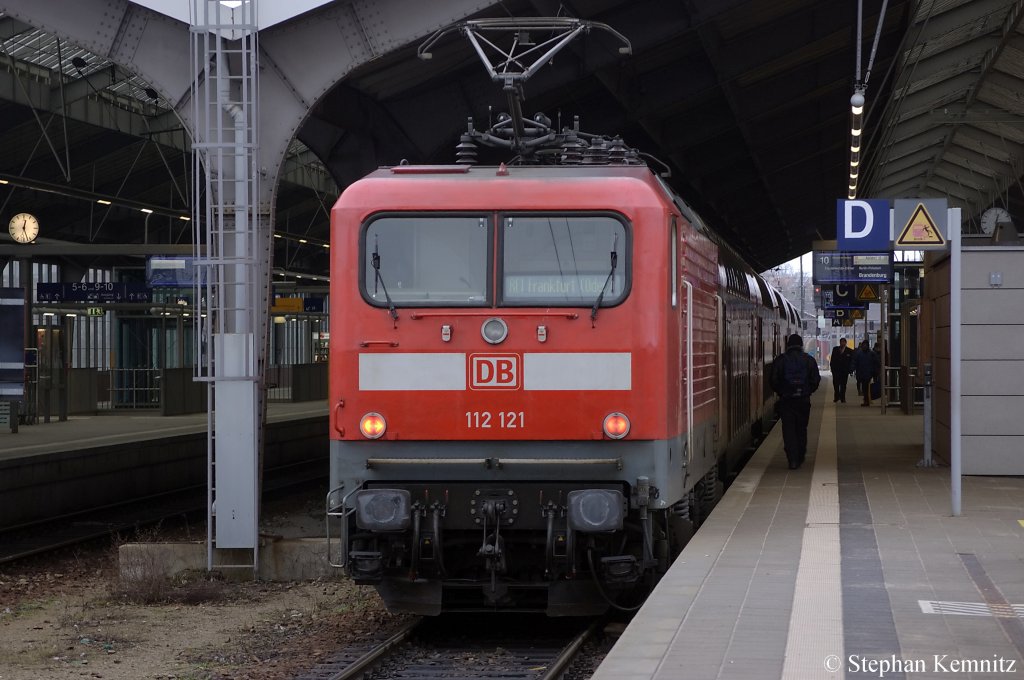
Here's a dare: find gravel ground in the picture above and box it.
[0,490,413,680]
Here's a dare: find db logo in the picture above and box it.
[469,353,521,390]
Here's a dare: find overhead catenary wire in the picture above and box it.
[849,0,890,198]
[863,0,890,88]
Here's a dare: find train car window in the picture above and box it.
[500,213,630,307]
[360,214,490,307]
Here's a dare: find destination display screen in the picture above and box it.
[812,250,892,284]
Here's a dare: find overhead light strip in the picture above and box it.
[848,89,865,198]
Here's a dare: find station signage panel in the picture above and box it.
[855,283,880,301]
[812,250,892,284]
[820,284,868,309]
[147,257,205,287]
[271,296,304,313]
[837,199,891,251]
[823,307,866,319]
[893,199,948,249]
[37,282,152,303]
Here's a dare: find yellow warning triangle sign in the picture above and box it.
[896,203,945,246]
[856,284,877,301]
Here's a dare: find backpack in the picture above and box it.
[780,352,808,398]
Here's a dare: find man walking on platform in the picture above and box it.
[829,338,853,403]
[770,333,821,469]
[853,339,881,406]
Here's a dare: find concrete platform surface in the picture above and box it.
[594,377,1024,680]
[0,401,327,460]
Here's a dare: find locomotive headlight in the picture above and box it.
[481,317,508,344]
[603,412,630,439]
[354,489,411,531]
[567,489,625,532]
[359,412,387,439]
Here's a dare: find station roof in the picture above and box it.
[1,0,1022,277]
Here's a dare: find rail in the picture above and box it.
[539,619,602,680]
[324,619,422,680]
[300,615,598,680]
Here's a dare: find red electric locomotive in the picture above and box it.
[325,18,796,616]
[326,159,795,615]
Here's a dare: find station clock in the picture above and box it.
[8,212,39,243]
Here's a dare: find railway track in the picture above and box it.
[296,615,607,680]
[0,457,325,564]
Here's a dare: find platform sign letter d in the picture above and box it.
[837,199,890,251]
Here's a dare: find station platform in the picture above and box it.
[0,401,328,532]
[0,401,327,460]
[594,376,1024,680]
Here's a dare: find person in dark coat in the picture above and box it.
[853,339,880,406]
[829,338,853,403]
[850,341,863,395]
[769,333,821,469]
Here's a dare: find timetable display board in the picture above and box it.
[37,282,152,303]
[812,250,892,284]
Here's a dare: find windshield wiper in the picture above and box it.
[590,240,618,326]
[372,239,398,326]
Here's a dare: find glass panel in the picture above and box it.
[502,214,628,305]
[363,215,489,306]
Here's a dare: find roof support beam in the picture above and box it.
[918,1,1024,193]
[0,53,329,194]
[55,65,117,106]
[878,175,973,204]
[0,16,34,39]
[684,10,794,251]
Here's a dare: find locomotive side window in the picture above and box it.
[500,214,629,306]
[361,214,490,306]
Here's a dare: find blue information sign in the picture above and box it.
[37,282,152,303]
[837,199,890,251]
[812,251,892,284]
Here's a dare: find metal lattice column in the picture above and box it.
[190,0,263,574]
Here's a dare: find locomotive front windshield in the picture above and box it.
[363,215,490,306]
[501,215,628,306]
[360,212,629,308]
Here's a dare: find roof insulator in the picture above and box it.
[455,134,477,165]
[560,131,585,165]
[608,136,628,164]
[582,137,610,165]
